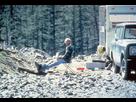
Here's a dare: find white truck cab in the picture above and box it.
[99,5,136,55]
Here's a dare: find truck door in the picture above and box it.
[115,27,124,65]
[116,27,124,66]
[114,27,121,63]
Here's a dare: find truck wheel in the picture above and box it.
[121,58,130,80]
[112,60,120,73]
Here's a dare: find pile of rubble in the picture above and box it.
[0,43,112,75]
[0,44,52,75]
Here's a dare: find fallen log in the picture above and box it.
[18,67,47,75]
[18,67,37,74]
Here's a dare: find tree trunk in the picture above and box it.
[8,30,11,46]
[87,30,89,53]
[6,10,8,45]
[35,5,39,49]
[10,5,13,16]
[72,5,76,57]
[24,5,27,47]
[0,5,3,40]
[93,5,99,45]
[41,23,44,50]
[79,5,83,55]
[10,5,13,46]
[52,5,55,55]
[7,5,13,46]
[47,10,51,54]
[31,5,35,48]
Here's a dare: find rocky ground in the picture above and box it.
[0,45,136,98]
[1,69,136,98]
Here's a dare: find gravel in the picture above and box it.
[1,69,136,98]
[0,46,136,98]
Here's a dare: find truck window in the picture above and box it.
[131,29,136,35]
[115,27,121,39]
[125,25,136,39]
[119,27,124,39]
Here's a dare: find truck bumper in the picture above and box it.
[127,59,136,70]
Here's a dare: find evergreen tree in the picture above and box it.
[79,5,83,55]
[0,5,100,56]
[72,5,76,57]
[0,5,5,42]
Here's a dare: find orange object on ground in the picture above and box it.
[77,68,85,70]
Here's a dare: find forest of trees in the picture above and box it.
[0,5,100,56]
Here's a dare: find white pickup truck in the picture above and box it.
[110,23,136,80]
[99,5,136,80]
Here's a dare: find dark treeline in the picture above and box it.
[0,5,100,56]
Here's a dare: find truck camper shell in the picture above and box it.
[99,5,136,54]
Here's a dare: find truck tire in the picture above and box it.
[112,60,120,73]
[121,58,130,80]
